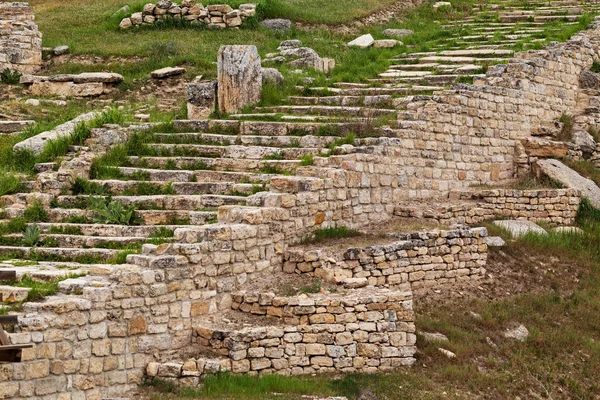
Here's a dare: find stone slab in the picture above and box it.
[13,111,100,155]
[536,159,600,208]
[493,220,547,238]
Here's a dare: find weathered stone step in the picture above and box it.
[378,70,433,78]
[0,246,119,261]
[154,132,339,149]
[0,260,112,278]
[126,157,299,174]
[119,166,274,183]
[256,105,398,118]
[90,180,264,196]
[287,95,394,107]
[5,233,147,248]
[57,194,247,210]
[58,275,111,295]
[416,56,508,64]
[309,86,443,96]
[438,49,514,57]
[369,74,475,85]
[146,143,320,160]
[47,207,217,226]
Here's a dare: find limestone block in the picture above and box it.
[217,45,262,113]
[348,34,375,48]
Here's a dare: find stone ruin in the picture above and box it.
[0,2,42,73]
[4,1,600,399]
[119,1,256,29]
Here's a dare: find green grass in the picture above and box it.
[23,200,49,223]
[301,226,361,244]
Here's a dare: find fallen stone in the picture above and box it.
[373,39,401,48]
[120,18,133,29]
[504,324,529,342]
[433,1,452,9]
[493,220,547,238]
[263,56,286,64]
[484,236,505,247]
[348,34,375,48]
[135,114,151,121]
[278,40,302,51]
[536,159,600,208]
[260,19,292,31]
[437,348,456,359]
[383,29,414,38]
[552,226,584,234]
[420,332,449,343]
[72,73,124,84]
[54,46,69,56]
[572,130,596,158]
[13,112,100,155]
[262,68,284,85]
[217,45,262,114]
[25,99,40,107]
[151,67,186,79]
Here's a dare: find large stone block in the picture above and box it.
[187,81,217,119]
[217,45,262,113]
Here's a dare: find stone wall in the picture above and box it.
[119,1,256,29]
[395,188,582,226]
[283,228,489,290]
[147,288,415,383]
[0,2,42,73]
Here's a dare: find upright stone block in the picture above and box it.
[187,81,217,119]
[217,45,262,114]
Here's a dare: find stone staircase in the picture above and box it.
[234,0,600,125]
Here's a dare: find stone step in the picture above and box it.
[5,233,147,248]
[287,95,394,107]
[119,166,274,183]
[0,285,30,303]
[145,143,320,160]
[415,56,508,64]
[438,49,514,57]
[153,132,339,149]
[255,105,398,118]
[90,180,264,196]
[311,86,443,96]
[0,246,120,261]
[369,74,475,85]
[126,157,299,174]
[0,261,105,280]
[47,207,217,226]
[58,275,111,295]
[57,194,247,210]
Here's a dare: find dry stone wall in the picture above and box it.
[0,2,42,73]
[147,288,415,383]
[283,228,489,290]
[396,188,582,226]
[119,1,256,29]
